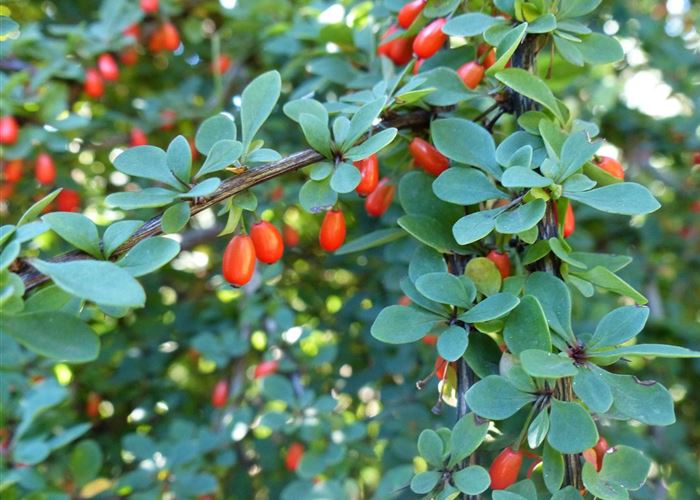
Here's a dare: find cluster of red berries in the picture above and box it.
[377,0,501,89]
[222,221,285,286]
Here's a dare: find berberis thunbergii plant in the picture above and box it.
[0,0,698,497]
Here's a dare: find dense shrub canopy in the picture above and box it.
[0,1,699,499]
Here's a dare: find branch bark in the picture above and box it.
[16,108,435,294]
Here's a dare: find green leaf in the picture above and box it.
[459,293,519,323]
[2,311,99,362]
[197,140,244,176]
[330,162,361,194]
[409,245,448,283]
[525,272,575,342]
[551,487,583,500]
[341,97,386,151]
[582,446,651,500]
[32,259,145,307]
[495,69,564,122]
[568,252,631,272]
[452,209,498,245]
[299,177,337,213]
[543,442,565,494]
[116,237,180,277]
[489,22,529,75]
[105,188,178,210]
[573,366,613,413]
[420,68,475,107]
[309,162,333,181]
[401,277,450,316]
[565,183,660,215]
[559,131,601,180]
[503,296,551,355]
[465,257,502,296]
[443,13,505,36]
[549,237,586,268]
[520,350,577,378]
[114,145,182,189]
[399,170,464,220]
[502,167,552,188]
[299,113,332,158]
[433,167,506,205]
[241,70,281,149]
[438,325,469,362]
[69,440,103,487]
[592,344,700,359]
[547,399,598,453]
[195,113,237,155]
[601,370,675,426]
[180,177,221,198]
[335,228,406,255]
[371,305,443,344]
[417,429,444,467]
[466,375,535,420]
[332,116,350,144]
[527,13,557,33]
[497,131,547,166]
[17,189,61,226]
[398,214,460,254]
[431,119,500,178]
[528,408,550,449]
[570,266,647,304]
[0,240,20,270]
[449,413,490,467]
[522,240,550,265]
[283,98,328,125]
[554,35,584,66]
[453,466,491,495]
[495,200,546,234]
[102,220,143,258]
[588,306,649,349]
[416,272,473,309]
[42,213,102,258]
[578,33,624,65]
[558,0,602,18]
[167,135,192,183]
[410,471,440,495]
[345,128,397,161]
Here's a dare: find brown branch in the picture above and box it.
[16,108,435,294]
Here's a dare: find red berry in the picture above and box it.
[189,138,199,161]
[222,234,256,286]
[140,0,158,14]
[3,159,23,183]
[365,177,395,217]
[563,203,575,238]
[0,183,14,202]
[250,221,284,264]
[422,334,437,345]
[124,24,140,40]
[413,18,447,59]
[489,447,524,490]
[408,137,449,176]
[435,356,449,380]
[213,54,232,74]
[254,360,279,379]
[398,295,412,306]
[84,68,104,98]
[160,22,180,51]
[486,250,511,279]
[456,61,485,89]
[413,58,424,75]
[0,116,19,145]
[594,436,609,470]
[693,152,700,165]
[270,186,284,201]
[378,25,414,65]
[595,156,624,180]
[283,225,300,247]
[161,109,177,130]
[319,209,346,252]
[285,442,305,471]
[398,0,427,29]
[85,392,101,419]
[211,379,229,408]
[526,458,542,479]
[56,188,81,212]
[354,154,379,196]
[478,43,497,69]
[97,53,119,81]
[582,447,599,471]
[130,128,148,147]
[35,153,56,185]
[120,47,139,66]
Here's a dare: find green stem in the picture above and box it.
[513,402,539,452]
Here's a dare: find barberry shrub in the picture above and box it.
[1,1,699,498]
